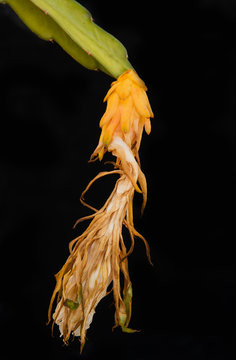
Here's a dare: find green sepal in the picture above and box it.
[64,286,82,310]
[118,282,139,333]
[64,298,80,310]
[1,0,133,78]
[123,282,133,326]
[118,310,139,333]
[121,325,140,334]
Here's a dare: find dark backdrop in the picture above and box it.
[1,0,236,359]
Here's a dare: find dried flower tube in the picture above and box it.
[48,137,151,351]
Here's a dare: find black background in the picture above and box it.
[1,0,236,359]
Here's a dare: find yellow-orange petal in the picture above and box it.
[142,91,154,118]
[100,92,119,127]
[121,69,147,91]
[116,78,132,100]
[120,96,133,133]
[103,110,121,145]
[132,84,150,118]
[144,118,151,134]
[98,147,105,161]
[103,81,119,102]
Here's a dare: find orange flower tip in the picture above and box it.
[134,182,142,193]
[98,149,104,161]
[149,107,154,119]
[99,114,107,127]
[80,341,85,354]
[144,118,151,135]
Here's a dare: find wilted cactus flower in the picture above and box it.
[0,0,153,353]
[48,69,153,352]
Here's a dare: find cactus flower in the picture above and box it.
[47,69,153,351]
[0,0,154,352]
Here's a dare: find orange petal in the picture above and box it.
[98,147,105,161]
[103,81,119,102]
[120,97,133,133]
[143,91,154,118]
[116,78,132,100]
[100,92,119,127]
[144,118,151,134]
[103,110,121,145]
[131,84,150,118]
[125,69,147,90]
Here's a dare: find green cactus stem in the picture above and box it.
[0,0,133,78]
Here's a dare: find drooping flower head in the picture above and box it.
[48,68,153,353]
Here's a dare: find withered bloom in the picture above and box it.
[48,70,153,352]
